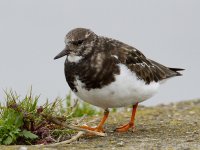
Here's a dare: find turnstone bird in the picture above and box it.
[54,28,184,132]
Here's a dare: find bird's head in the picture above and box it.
[54,28,97,61]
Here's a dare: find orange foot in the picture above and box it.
[80,125,104,133]
[115,122,135,132]
[79,109,109,134]
[115,103,138,132]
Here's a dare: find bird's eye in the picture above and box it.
[77,40,84,45]
[72,40,84,46]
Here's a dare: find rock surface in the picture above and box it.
[1,99,200,150]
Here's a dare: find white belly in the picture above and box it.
[74,64,160,109]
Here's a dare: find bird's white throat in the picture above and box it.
[68,55,83,63]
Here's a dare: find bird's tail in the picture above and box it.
[168,68,185,76]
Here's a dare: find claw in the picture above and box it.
[115,122,134,132]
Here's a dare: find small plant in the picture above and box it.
[0,89,100,145]
[0,90,39,145]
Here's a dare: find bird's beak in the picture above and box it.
[54,45,70,60]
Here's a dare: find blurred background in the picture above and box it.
[0,0,199,106]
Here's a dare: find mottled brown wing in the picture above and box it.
[111,42,180,84]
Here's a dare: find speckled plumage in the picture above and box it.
[54,28,184,108]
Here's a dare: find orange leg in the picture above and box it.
[115,103,138,132]
[80,109,109,133]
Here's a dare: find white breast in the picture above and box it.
[74,64,160,109]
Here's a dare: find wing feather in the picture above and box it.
[109,40,182,84]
